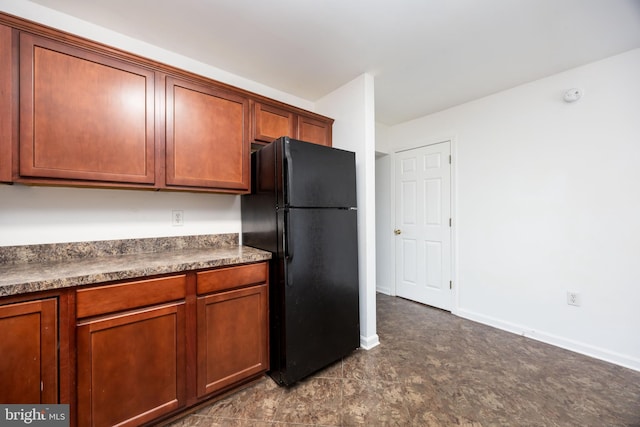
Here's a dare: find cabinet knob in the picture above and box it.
[394,229,402,235]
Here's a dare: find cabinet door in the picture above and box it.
[77,303,186,427]
[297,114,332,147]
[166,77,250,191]
[19,33,155,184]
[0,298,58,404]
[0,23,13,182]
[253,102,295,143]
[197,284,268,397]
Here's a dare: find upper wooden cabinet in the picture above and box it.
[252,101,333,147]
[0,12,333,193]
[166,77,250,191]
[252,102,295,144]
[19,33,156,185]
[0,23,13,183]
[297,114,332,147]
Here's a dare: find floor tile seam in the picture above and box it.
[339,373,345,427]
[197,413,342,426]
[342,376,405,386]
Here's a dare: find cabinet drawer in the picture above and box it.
[196,262,267,295]
[77,274,186,319]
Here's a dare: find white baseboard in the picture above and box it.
[360,333,380,350]
[376,286,392,295]
[457,308,640,372]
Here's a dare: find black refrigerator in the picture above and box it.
[241,137,360,386]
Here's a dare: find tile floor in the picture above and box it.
[167,293,640,426]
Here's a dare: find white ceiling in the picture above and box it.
[25,0,640,125]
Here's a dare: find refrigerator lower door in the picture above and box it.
[276,207,360,385]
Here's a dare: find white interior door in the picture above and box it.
[395,141,451,310]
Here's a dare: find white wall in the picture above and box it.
[0,186,239,245]
[0,0,314,246]
[375,122,391,154]
[316,74,379,350]
[374,154,392,295]
[385,48,640,370]
[375,122,393,295]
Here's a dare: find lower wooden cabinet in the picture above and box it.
[0,262,268,426]
[197,284,268,396]
[73,261,269,426]
[0,298,58,404]
[77,302,186,427]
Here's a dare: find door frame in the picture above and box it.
[390,136,458,314]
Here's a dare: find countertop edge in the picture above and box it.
[0,245,272,298]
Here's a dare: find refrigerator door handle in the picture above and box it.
[284,210,292,259]
[283,141,294,207]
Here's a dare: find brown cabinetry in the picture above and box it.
[297,114,332,146]
[72,262,268,426]
[166,77,250,191]
[19,33,156,185]
[0,298,58,404]
[252,102,295,144]
[76,275,187,427]
[0,12,334,192]
[252,101,333,147]
[0,23,13,183]
[196,263,269,396]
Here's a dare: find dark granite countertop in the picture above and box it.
[0,234,271,297]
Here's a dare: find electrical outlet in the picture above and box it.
[567,292,580,307]
[172,210,184,226]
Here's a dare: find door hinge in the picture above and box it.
[449,155,452,164]
[449,218,452,227]
[449,281,453,289]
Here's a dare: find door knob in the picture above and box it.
[394,229,402,235]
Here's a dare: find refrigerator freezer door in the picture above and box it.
[278,207,360,385]
[281,138,357,209]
